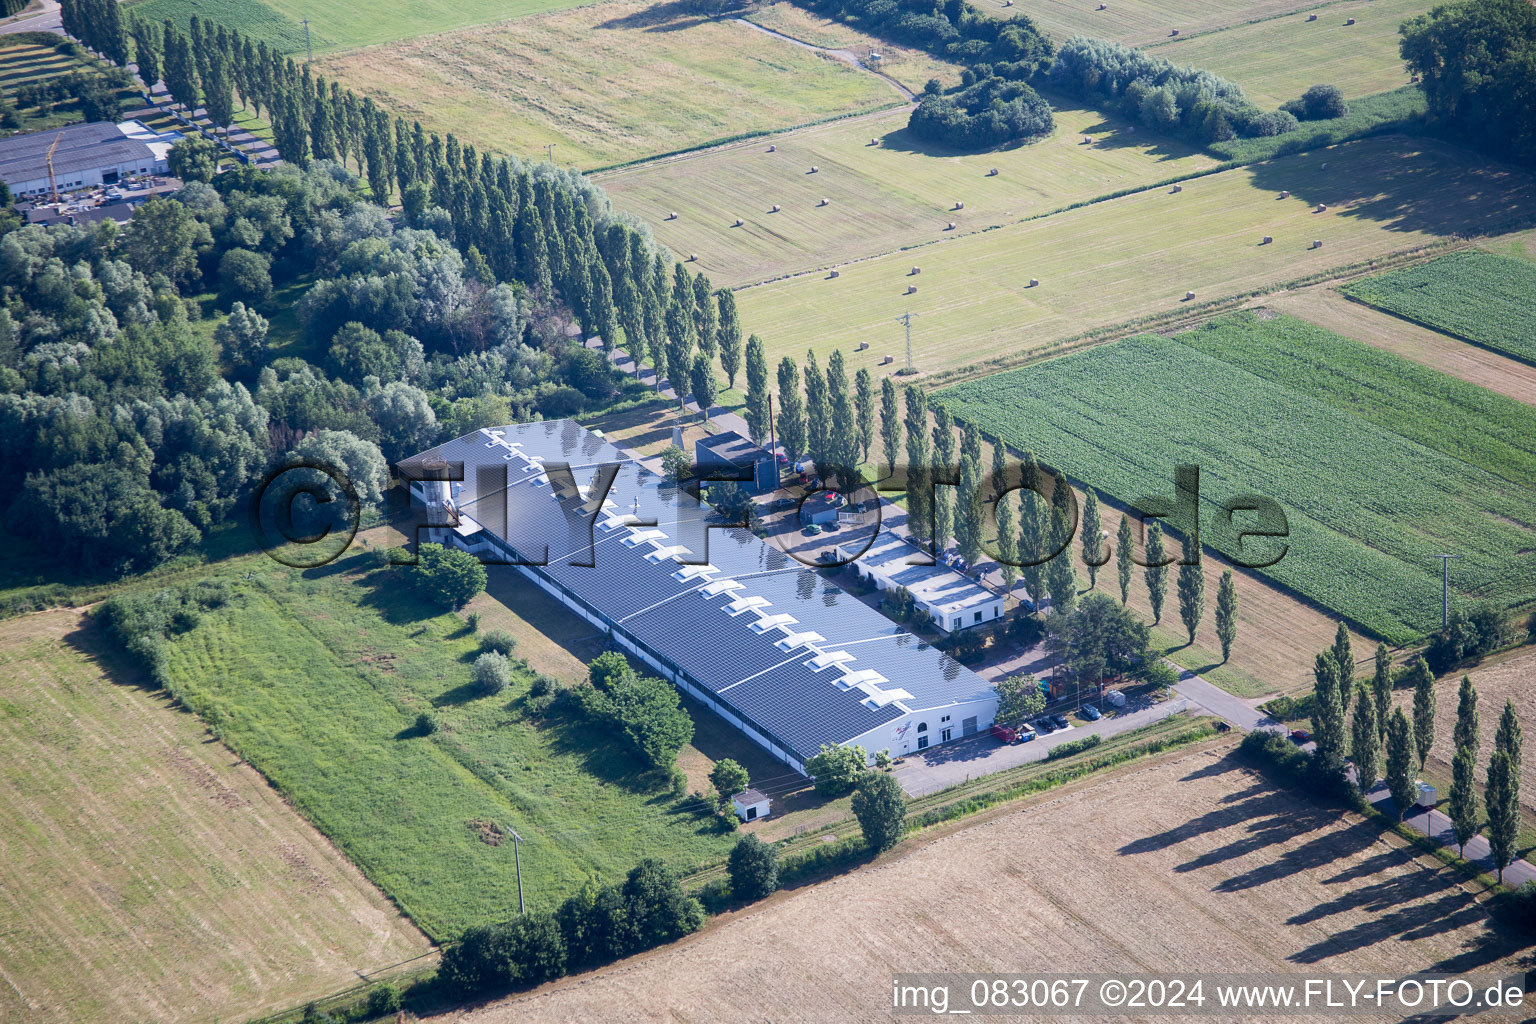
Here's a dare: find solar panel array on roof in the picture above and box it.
[401,421,996,764]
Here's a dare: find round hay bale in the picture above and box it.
[883,354,894,365]
[666,211,678,220]
[1311,240,1323,249]
[1316,203,1327,212]
[688,252,699,261]
[869,137,879,146]
[953,201,965,210]
[906,284,918,295]
[767,144,776,152]
[910,266,921,275]
[829,269,840,279]
[1321,162,1329,171]
[857,340,869,351]
[1261,235,1273,245]
[1082,135,1093,144]
[1169,27,1179,35]
[1028,278,1039,287]
[1184,291,1196,300]
[1307,12,1317,19]
[1279,190,1290,199]
[733,218,744,227]
[1171,184,1182,193]
[1344,17,1355,25]
[1097,3,1106,9]
[771,204,781,213]
[988,167,999,176]
[819,197,830,207]
[809,165,819,173]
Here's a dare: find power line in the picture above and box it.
[895,311,918,371]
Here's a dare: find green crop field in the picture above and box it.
[937,311,1536,642]
[128,0,597,53]
[152,546,751,941]
[1144,0,1427,108]
[733,134,1536,378]
[0,41,143,134]
[317,0,904,170]
[976,0,1322,46]
[599,99,1220,288]
[1339,250,1536,366]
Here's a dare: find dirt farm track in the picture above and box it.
[446,748,1535,1024]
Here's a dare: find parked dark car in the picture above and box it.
[1080,704,1102,721]
[1035,717,1056,734]
[1289,728,1312,744]
[1051,714,1071,730]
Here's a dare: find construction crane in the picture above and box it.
[45,130,63,203]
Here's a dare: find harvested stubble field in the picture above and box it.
[734,135,1536,378]
[975,0,1326,46]
[451,748,1534,1023]
[1145,0,1428,108]
[941,312,1536,642]
[1263,287,1536,408]
[317,0,903,169]
[598,100,1219,288]
[0,610,429,1024]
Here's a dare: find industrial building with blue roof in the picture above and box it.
[400,420,999,774]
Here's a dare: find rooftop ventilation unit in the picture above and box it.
[776,630,826,652]
[645,544,691,563]
[860,685,914,709]
[750,613,799,634]
[836,668,889,690]
[700,579,746,598]
[806,650,855,672]
[673,564,719,582]
[622,528,666,548]
[724,595,771,616]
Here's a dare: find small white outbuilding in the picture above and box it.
[732,788,772,822]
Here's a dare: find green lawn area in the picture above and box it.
[150,545,796,940]
[129,0,598,53]
[1339,249,1536,366]
[1144,0,1428,108]
[315,0,903,170]
[937,311,1536,643]
[733,134,1536,377]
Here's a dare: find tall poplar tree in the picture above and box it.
[854,368,874,467]
[716,290,742,389]
[1448,747,1479,858]
[743,335,770,446]
[1116,513,1133,605]
[1177,562,1204,644]
[996,487,1020,603]
[802,350,829,477]
[1385,708,1417,821]
[1351,682,1379,797]
[1145,521,1169,625]
[879,377,900,478]
[931,405,956,552]
[903,385,931,547]
[1486,748,1518,882]
[1372,643,1392,743]
[825,350,858,490]
[1080,488,1105,589]
[1046,507,1077,616]
[955,453,985,567]
[1215,570,1238,662]
[1333,621,1355,711]
[775,357,805,460]
[1311,651,1347,782]
[1411,658,1436,771]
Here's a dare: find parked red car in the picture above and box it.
[1289,728,1312,744]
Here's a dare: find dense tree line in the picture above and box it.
[1401,0,1536,168]
[1049,37,1301,144]
[799,0,1052,80]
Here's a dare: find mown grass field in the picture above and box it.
[128,0,596,53]
[150,543,783,940]
[938,311,1536,641]
[1339,250,1536,366]
[0,610,428,1024]
[1145,0,1427,107]
[742,2,963,91]
[598,99,1219,287]
[0,41,141,133]
[976,0,1324,45]
[734,134,1536,377]
[317,0,903,170]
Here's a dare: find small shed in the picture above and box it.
[800,491,845,526]
[732,788,772,821]
[696,430,778,494]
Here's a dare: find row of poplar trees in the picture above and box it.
[1313,626,1525,882]
[741,360,1240,649]
[60,1,758,400]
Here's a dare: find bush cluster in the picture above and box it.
[908,76,1054,149]
[94,580,232,687]
[1045,732,1103,760]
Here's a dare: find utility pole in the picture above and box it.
[546,142,556,164]
[1432,554,1461,628]
[895,311,918,371]
[302,19,313,63]
[510,828,525,915]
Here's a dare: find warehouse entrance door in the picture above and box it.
[961,717,977,736]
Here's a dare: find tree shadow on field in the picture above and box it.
[1244,135,1536,239]
[596,0,711,32]
[542,713,654,793]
